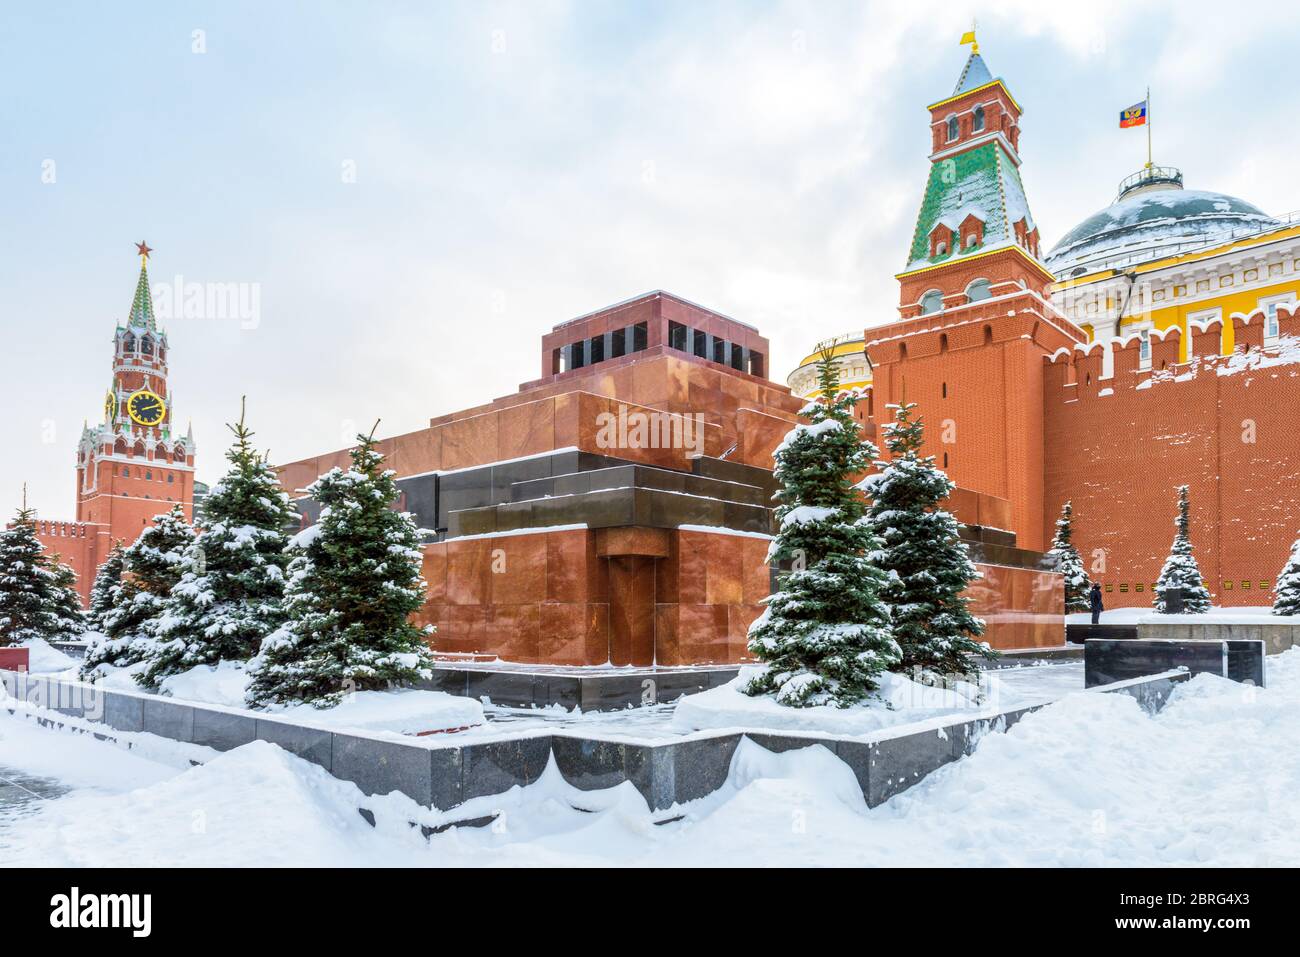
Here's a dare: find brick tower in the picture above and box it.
[864,37,1085,552]
[75,243,197,549]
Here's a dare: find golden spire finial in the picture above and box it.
[960,20,979,55]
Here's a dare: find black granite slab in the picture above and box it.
[1067,624,1139,644]
[1082,638,1266,688]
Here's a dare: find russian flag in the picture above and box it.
[1120,101,1148,128]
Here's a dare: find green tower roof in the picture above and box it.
[903,141,1037,273]
[127,259,156,330]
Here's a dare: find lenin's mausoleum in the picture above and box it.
[36,46,1300,667]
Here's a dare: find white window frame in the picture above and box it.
[919,289,944,316]
[945,115,959,142]
[1258,292,1295,344]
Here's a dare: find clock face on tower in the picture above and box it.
[104,390,116,422]
[127,389,167,427]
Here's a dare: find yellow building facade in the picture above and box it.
[785,332,873,399]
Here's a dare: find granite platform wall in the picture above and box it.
[417,664,740,710]
[1134,620,1300,656]
[0,667,1187,814]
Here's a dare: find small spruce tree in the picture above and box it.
[245,426,436,708]
[1273,534,1300,616]
[743,353,899,708]
[82,506,195,680]
[86,542,127,633]
[1047,501,1091,613]
[47,559,87,641]
[1153,485,1212,613]
[862,403,992,676]
[0,505,85,647]
[138,402,297,687]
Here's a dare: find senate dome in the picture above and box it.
[1045,166,1278,278]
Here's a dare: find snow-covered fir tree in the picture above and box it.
[47,559,86,641]
[1273,534,1300,616]
[85,542,126,633]
[743,355,899,708]
[82,506,195,680]
[1047,501,1091,613]
[1153,485,1212,613]
[861,403,992,676]
[138,404,297,688]
[246,427,436,708]
[0,505,84,646]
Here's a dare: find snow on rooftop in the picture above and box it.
[1047,187,1278,276]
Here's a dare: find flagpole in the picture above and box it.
[1146,86,1152,169]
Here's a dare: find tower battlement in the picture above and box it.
[1043,303,1300,400]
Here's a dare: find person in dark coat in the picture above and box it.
[1089,582,1104,625]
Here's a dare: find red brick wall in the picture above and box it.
[868,292,1084,552]
[1043,305,1300,606]
[34,521,106,604]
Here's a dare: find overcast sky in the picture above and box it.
[6,0,1300,517]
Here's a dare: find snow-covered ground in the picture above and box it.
[454,661,1084,743]
[1068,605,1300,625]
[15,637,77,674]
[670,664,1069,736]
[67,660,487,737]
[51,656,1080,745]
[3,651,1295,865]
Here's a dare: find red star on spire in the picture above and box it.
[135,241,153,260]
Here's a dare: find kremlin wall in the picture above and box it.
[1042,305,1300,606]
[30,40,1300,664]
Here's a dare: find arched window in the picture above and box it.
[141,336,154,356]
[122,466,129,477]
[966,279,992,302]
[920,290,943,315]
[946,116,959,142]
[972,106,985,132]
[123,333,136,353]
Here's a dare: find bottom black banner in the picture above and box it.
[0,867,1277,943]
